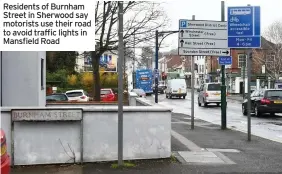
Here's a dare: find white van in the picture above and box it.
[165,79,187,99]
[197,83,221,107]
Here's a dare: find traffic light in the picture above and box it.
[161,72,167,80]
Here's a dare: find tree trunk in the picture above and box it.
[91,51,101,101]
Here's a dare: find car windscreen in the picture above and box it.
[101,90,111,95]
[207,84,221,91]
[66,92,83,97]
[46,94,68,101]
[265,90,282,98]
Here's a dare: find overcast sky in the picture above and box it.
[157,0,282,52]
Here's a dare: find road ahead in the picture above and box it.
[148,92,282,143]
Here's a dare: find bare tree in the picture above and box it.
[139,46,154,68]
[253,20,282,79]
[93,1,169,101]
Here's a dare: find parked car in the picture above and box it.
[242,89,282,116]
[153,81,166,94]
[65,90,89,102]
[198,82,221,107]
[1,129,10,174]
[165,79,187,99]
[101,88,117,101]
[131,89,146,98]
[46,93,69,102]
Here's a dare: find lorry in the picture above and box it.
[135,69,153,95]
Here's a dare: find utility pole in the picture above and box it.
[221,1,227,130]
[117,1,124,166]
[191,15,195,130]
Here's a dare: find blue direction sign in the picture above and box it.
[228,6,261,48]
[219,56,232,65]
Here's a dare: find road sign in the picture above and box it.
[227,6,261,48]
[179,29,227,39]
[179,39,227,48]
[154,68,159,74]
[178,20,230,56]
[178,48,230,56]
[219,56,232,65]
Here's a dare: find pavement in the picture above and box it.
[11,112,282,174]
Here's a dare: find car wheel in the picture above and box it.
[169,94,172,99]
[270,113,275,116]
[204,102,208,107]
[217,103,220,107]
[183,96,186,99]
[166,94,168,98]
[242,105,247,115]
[198,98,201,106]
[254,105,261,117]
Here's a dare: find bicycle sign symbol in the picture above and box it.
[230,17,239,22]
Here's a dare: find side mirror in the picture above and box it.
[197,89,200,92]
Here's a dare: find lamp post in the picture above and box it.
[155,30,179,103]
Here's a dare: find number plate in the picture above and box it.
[274,100,282,104]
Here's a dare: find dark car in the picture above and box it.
[46,93,69,102]
[153,81,166,94]
[242,89,282,116]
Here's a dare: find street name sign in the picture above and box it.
[219,56,232,65]
[227,6,261,48]
[178,20,230,56]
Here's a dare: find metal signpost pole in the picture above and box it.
[117,1,124,166]
[243,64,245,99]
[246,4,252,141]
[247,50,252,141]
[221,1,227,130]
[227,4,261,141]
[155,30,159,103]
[191,15,195,130]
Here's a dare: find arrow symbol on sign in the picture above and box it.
[180,30,184,37]
[222,50,229,54]
[180,40,184,47]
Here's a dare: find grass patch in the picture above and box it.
[170,155,178,163]
[111,161,136,169]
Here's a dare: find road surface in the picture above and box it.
[149,92,282,143]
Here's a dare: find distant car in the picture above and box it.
[131,89,146,98]
[1,129,10,174]
[101,88,117,101]
[153,81,166,94]
[46,93,69,102]
[65,90,89,102]
[198,82,221,107]
[242,89,282,116]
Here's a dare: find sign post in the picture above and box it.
[178,20,230,56]
[228,5,261,141]
[178,13,230,130]
[220,1,227,130]
[117,1,124,166]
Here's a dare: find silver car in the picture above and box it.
[197,83,221,107]
[131,89,146,98]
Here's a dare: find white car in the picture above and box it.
[65,89,89,102]
[165,79,187,99]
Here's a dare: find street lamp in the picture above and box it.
[155,30,178,103]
